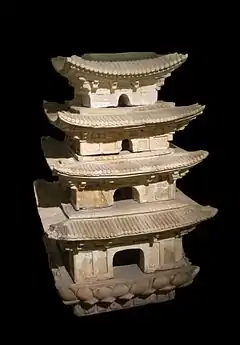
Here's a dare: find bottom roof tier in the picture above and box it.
[42,190,217,242]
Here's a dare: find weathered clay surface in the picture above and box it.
[40,52,217,317]
[55,261,198,316]
[49,103,204,129]
[45,102,205,156]
[52,53,188,110]
[48,201,216,241]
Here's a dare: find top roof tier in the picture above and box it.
[52,52,188,80]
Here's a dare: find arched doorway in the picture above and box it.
[121,139,133,152]
[113,186,139,202]
[118,94,131,107]
[113,249,144,272]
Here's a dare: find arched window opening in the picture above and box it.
[121,139,132,152]
[113,187,139,202]
[113,249,144,272]
[118,94,131,107]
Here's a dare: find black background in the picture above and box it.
[14,8,230,333]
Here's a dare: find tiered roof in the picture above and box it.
[52,52,187,80]
[52,149,208,179]
[46,197,217,241]
[42,51,217,245]
[52,103,205,130]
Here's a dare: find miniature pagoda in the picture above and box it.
[37,52,217,317]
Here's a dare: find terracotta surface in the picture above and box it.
[38,52,217,316]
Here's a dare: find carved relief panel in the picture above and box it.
[73,139,121,156]
[90,91,113,108]
[131,138,150,152]
[158,237,184,269]
[147,181,170,201]
[149,135,169,151]
[131,85,158,105]
[73,250,110,283]
[73,189,114,210]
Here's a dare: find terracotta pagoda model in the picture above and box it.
[37,52,217,317]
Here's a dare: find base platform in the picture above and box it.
[73,289,176,317]
[45,235,199,317]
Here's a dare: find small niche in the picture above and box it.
[113,249,144,271]
[118,94,131,107]
[112,249,145,278]
[113,186,139,202]
[121,139,133,152]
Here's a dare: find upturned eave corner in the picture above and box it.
[51,52,189,79]
[37,50,216,317]
[50,102,206,130]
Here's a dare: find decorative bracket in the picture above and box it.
[149,237,154,247]
[155,79,164,91]
[155,73,171,90]
[91,80,99,93]
[110,81,118,93]
[105,241,113,249]
[131,80,140,90]
[171,172,180,182]
[179,170,189,179]
[65,247,74,252]
[79,181,87,190]
[146,175,156,184]
[82,81,91,91]
[82,132,88,140]
[77,77,90,91]
[76,243,85,251]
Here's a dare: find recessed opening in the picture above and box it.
[121,139,133,152]
[118,94,131,107]
[113,186,139,202]
[113,249,144,272]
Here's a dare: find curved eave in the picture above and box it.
[53,52,188,79]
[46,204,217,241]
[55,103,205,129]
[53,150,208,179]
